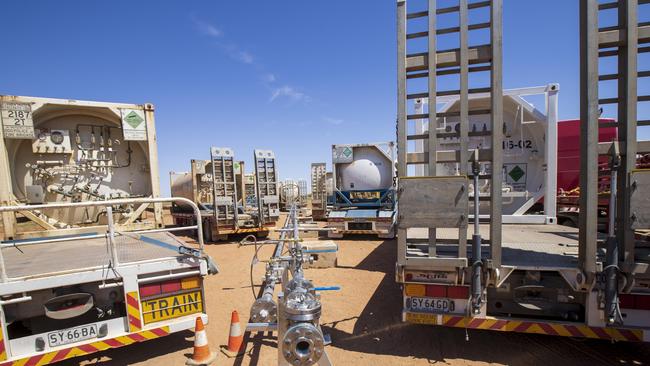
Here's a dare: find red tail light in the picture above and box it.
[447,286,469,299]
[139,277,201,298]
[425,285,446,297]
[421,285,469,299]
[621,294,650,310]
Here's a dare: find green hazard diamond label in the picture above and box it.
[121,109,147,141]
[124,111,144,129]
[343,147,352,157]
[508,165,525,182]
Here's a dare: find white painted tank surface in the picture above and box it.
[337,146,393,191]
[3,98,157,227]
[427,95,547,215]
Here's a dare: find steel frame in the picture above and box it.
[330,142,396,210]
[0,197,207,282]
[396,0,503,270]
[579,0,648,280]
[210,147,239,228]
[412,84,559,224]
[311,163,327,216]
[0,96,164,241]
[254,149,280,225]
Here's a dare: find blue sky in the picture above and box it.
[1,1,647,194]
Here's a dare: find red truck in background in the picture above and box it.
[556,118,650,229]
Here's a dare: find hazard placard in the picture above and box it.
[1,102,35,139]
[120,108,148,141]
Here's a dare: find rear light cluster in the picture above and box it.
[619,294,650,310]
[139,277,201,298]
[405,284,469,299]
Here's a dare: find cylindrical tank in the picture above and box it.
[434,95,547,215]
[0,95,161,238]
[280,180,301,206]
[325,173,333,197]
[333,144,394,192]
[170,172,195,209]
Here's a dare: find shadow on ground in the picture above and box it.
[56,331,192,365]
[322,239,650,366]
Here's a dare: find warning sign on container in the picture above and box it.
[333,145,354,163]
[1,102,35,139]
[504,163,527,191]
[120,109,147,141]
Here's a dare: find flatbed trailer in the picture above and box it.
[172,210,271,241]
[170,148,279,242]
[0,198,217,365]
[326,209,395,239]
[400,224,649,341]
[327,143,396,239]
[395,0,650,343]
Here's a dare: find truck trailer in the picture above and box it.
[395,0,650,342]
[0,95,218,364]
[170,148,279,241]
[327,142,396,239]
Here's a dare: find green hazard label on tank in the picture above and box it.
[508,165,525,182]
[120,108,147,141]
[504,164,527,192]
[124,111,144,129]
[343,147,352,157]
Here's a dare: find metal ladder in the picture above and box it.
[580,0,650,323]
[396,0,503,311]
[254,150,280,225]
[210,147,239,228]
[311,163,327,212]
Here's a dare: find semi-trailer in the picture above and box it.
[326,142,396,239]
[395,0,650,342]
[0,95,218,365]
[170,148,279,241]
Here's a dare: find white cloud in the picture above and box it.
[322,116,344,125]
[270,85,310,103]
[192,17,222,38]
[191,15,311,106]
[236,50,254,64]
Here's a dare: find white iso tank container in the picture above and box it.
[170,171,195,204]
[414,92,552,216]
[325,172,334,197]
[0,95,163,240]
[332,143,395,193]
[280,179,300,206]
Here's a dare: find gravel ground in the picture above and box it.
[59,233,650,366]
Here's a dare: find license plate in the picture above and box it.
[406,297,455,313]
[142,291,203,324]
[48,324,98,347]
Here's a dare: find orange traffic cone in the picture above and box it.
[220,310,245,357]
[186,317,216,366]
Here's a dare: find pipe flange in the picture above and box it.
[284,291,321,322]
[250,298,277,323]
[281,323,324,366]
